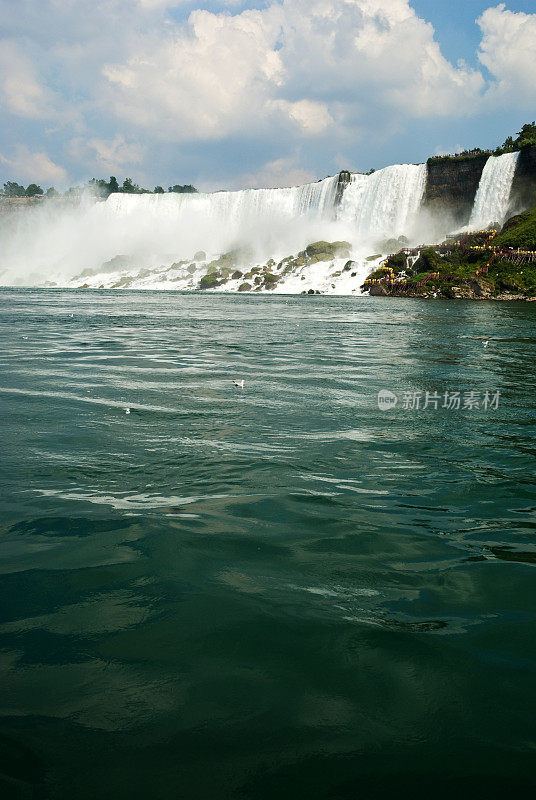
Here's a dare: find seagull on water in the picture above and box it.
[125,407,131,414]
[483,340,489,347]
[233,380,245,389]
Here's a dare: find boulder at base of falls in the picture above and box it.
[305,241,351,261]
[193,250,206,261]
[238,282,251,292]
[369,283,389,296]
[199,273,222,289]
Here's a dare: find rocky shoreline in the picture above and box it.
[363,205,536,302]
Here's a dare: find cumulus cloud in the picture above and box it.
[69,135,143,172]
[102,6,286,138]
[271,99,334,135]
[0,146,67,184]
[101,0,485,142]
[0,40,54,118]
[478,3,536,106]
[1,1,536,187]
[232,157,317,189]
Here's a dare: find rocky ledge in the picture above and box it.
[363,205,536,301]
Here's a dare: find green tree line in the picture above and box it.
[1,177,198,199]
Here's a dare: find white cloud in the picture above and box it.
[478,3,536,106]
[1,1,535,187]
[0,146,67,184]
[102,6,285,139]
[272,99,334,135]
[100,0,486,147]
[69,135,143,172]
[0,40,54,118]
[232,157,316,189]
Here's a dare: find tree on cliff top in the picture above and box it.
[514,122,536,149]
[169,184,197,193]
[25,184,43,197]
[498,122,536,154]
[2,181,26,197]
[2,182,43,197]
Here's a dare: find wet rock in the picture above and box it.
[193,250,206,261]
[238,282,252,292]
[369,283,388,296]
[232,270,243,279]
[468,278,492,297]
[445,286,473,299]
[199,273,221,289]
[111,275,133,288]
[305,240,351,262]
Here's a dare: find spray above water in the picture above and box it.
[0,154,519,292]
[0,164,431,290]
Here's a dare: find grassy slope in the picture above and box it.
[366,206,536,297]
[493,206,536,250]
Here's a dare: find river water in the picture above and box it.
[1,289,535,798]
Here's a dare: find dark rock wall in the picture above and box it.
[335,171,351,208]
[509,145,536,214]
[423,154,489,226]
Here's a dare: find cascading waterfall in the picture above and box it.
[0,163,429,289]
[468,151,520,230]
[336,163,427,240]
[0,177,340,286]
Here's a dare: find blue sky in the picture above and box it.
[0,1,535,191]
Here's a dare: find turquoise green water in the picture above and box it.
[1,289,536,798]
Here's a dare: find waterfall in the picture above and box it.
[0,165,430,288]
[468,152,519,230]
[0,177,339,286]
[336,163,427,240]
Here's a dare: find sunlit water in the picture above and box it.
[1,289,536,798]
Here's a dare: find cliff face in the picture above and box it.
[509,145,536,214]
[423,154,488,226]
[422,146,536,227]
[335,170,351,207]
